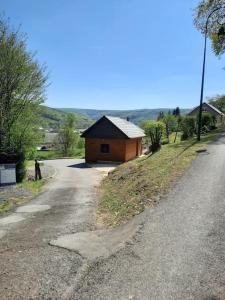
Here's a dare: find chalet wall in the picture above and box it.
[137,138,142,156]
[85,138,143,163]
[85,138,126,162]
[124,138,142,162]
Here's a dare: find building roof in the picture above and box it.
[81,115,145,139]
[205,103,225,116]
[188,102,225,117]
[105,116,145,138]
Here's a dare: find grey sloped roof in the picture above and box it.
[205,103,225,116]
[188,102,225,116]
[105,116,145,138]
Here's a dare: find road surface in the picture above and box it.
[0,159,102,299]
[74,134,225,300]
[1,133,225,299]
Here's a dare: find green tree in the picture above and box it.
[77,137,85,149]
[142,121,165,153]
[173,107,181,117]
[173,116,183,143]
[180,116,196,140]
[56,113,79,156]
[208,94,225,112]
[162,114,178,140]
[157,111,165,121]
[201,112,213,128]
[194,0,225,56]
[0,18,47,181]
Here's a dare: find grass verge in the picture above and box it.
[18,179,45,195]
[98,130,221,228]
[34,149,84,160]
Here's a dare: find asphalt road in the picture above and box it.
[74,134,225,300]
[0,159,102,300]
[1,134,225,300]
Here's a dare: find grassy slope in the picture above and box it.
[40,106,93,130]
[98,131,220,227]
[59,108,191,125]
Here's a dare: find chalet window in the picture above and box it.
[100,144,110,153]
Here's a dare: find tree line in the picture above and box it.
[142,108,218,153]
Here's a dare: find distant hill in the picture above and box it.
[40,106,93,131]
[59,108,191,125]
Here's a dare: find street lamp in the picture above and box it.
[197,6,225,141]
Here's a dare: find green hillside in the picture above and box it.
[59,108,191,125]
[40,106,191,131]
[40,106,93,131]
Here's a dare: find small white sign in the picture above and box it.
[0,164,16,186]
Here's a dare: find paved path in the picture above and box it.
[0,159,102,300]
[2,133,225,300]
[74,133,225,300]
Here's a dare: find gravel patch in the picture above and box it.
[0,186,32,204]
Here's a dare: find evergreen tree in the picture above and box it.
[175,107,181,116]
[157,111,165,121]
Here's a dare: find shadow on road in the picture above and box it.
[67,163,91,169]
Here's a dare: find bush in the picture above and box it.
[201,125,210,133]
[162,114,178,139]
[181,116,196,140]
[16,152,26,183]
[210,125,217,130]
[201,112,213,128]
[142,121,165,152]
[26,149,37,160]
[161,139,169,145]
[77,137,85,149]
[55,114,80,157]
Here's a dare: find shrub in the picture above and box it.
[77,137,85,149]
[201,112,213,128]
[16,152,26,183]
[162,114,178,139]
[211,115,217,127]
[201,125,210,133]
[142,121,165,152]
[55,114,79,156]
[180,116,196,140]
[161,139,169,145]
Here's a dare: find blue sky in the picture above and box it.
[1,0,225,109]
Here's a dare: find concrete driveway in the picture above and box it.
[0,159,103,299]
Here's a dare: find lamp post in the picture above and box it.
[197,6,225,141]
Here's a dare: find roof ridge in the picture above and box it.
[205,102,224,115]
[82,115,145,139]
